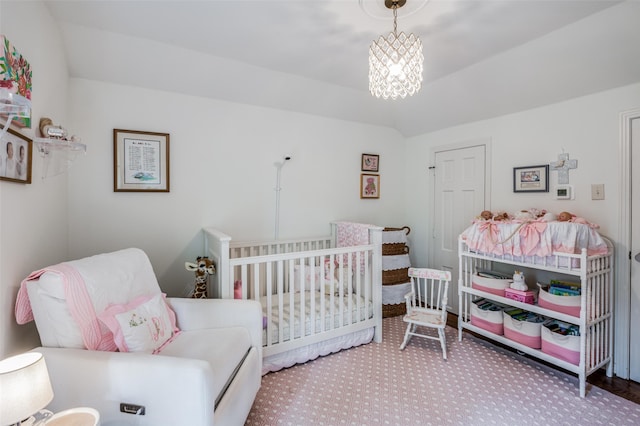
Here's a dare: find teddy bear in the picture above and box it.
[492,211,510,221]
[364,177,377,196]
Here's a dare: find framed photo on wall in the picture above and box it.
[0,127,32,184]
[114,129,170,192]
[361,153,379,172]
[513,164,549,193]
[360,173,380,199]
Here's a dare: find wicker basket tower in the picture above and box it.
[382,226,411,318]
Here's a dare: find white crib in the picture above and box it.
[203,222,383,374]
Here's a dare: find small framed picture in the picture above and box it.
[513,164,549,193]
[0,127,32,184]
[360,173,380,199]
[114,129,170,192]
[361,153,379,172]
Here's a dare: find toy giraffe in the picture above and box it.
[185,256,215,298]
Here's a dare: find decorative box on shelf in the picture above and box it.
[504,287,537,304]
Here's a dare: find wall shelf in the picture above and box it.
[33,137,86,156]
[33,137,87,178]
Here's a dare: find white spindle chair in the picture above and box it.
[399,267,451,359]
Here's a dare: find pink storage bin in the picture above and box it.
[541,322,580,365]
[504,288,537,304]
[472,274,511,297]
[471,299,504,335]
[503,311,544,349]
[537,283,581,317]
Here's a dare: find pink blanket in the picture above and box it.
[335,222,374,269]
[461,220,609,257]
[15,263,117,351]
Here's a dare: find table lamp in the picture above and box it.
[0,352,54,426]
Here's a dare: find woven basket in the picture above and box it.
[382,243,410,256]
[383,226,411,235]
[383,302,406,318]
[383,268,410,285]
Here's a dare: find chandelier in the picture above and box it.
[369,0,424,100]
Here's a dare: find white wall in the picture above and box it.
[0,1,70,358]
[66,79,407,296]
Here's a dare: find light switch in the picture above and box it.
[591,184,605,200]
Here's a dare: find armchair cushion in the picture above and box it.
[98,293,179,353]
[159,326,253,405]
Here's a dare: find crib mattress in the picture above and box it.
[260,291,374,346]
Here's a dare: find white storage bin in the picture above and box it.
[541,320,580,365]
[537,282,581,317]
[503,309,545,349]
[472,273,511,296]
[471,299,505,335]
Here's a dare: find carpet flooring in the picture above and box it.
[246,315,640,425]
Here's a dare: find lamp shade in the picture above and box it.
[0,352,54,425]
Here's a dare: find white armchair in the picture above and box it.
[15,248,262,426]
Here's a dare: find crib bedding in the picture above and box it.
[262,326,374,374]
[260,291,374,346]
[461,221,608,258]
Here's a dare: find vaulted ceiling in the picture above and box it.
[42,0,640,136]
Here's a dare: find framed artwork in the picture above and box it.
[114,129,170,192]
[0,127,32,184]
[1,35,32,128]
[513,164,549,193]
[360,173,380,199]
[361,153,379,172]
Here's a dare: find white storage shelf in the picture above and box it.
[458,235,614,398]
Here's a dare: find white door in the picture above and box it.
[630,116,640,382]
[433,144,487,314]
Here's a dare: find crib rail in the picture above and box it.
[229,235,334,259]
[203,224,384,357]
[232,246,374,355]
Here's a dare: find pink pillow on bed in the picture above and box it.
[98,293,179,353]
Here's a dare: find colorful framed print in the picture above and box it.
[360,173,380,199]
[0,35,32,128]
[361,153,379,172]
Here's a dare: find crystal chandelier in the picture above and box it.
[369,0,424,100]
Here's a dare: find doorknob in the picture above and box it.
[635,253,640,263]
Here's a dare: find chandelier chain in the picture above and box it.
[393,5,398,36]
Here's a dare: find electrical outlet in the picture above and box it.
[591,184,605,200]
[120,403,145,415]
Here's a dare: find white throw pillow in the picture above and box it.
[98,293,179,353]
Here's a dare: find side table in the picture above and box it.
[45,407,100,426]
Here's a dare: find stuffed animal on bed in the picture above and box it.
[556,211,599,228]
[475,210,510,221]
[514,210,535,221]
[185,256,216,298]
[479,210,493,221]
[557,211,573,222]
[492,211,510,221]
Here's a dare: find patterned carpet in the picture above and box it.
[246,315,640,425]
